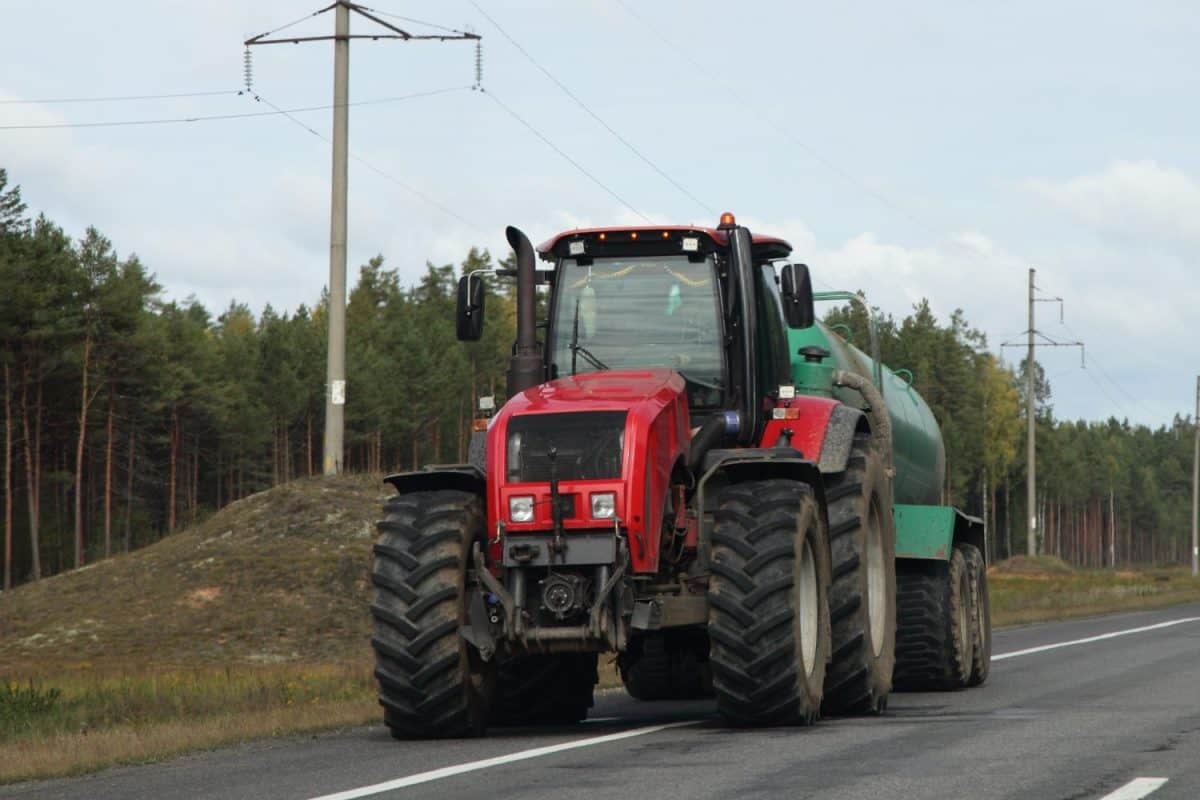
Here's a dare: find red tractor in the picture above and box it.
[369,214,989,737]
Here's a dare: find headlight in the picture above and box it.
[590,492,616,520]
[509,495,535,523]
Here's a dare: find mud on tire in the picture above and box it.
[369,490,494,738]
[821,433,897,715]
[961,543,991,686]
[893,544,973,691]
[707,479,830,726]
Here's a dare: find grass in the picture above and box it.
[0,664,377,784]
[989,560,1200,627]
[3,475,1199,783]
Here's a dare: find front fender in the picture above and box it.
[383,465,486,497]
[695,449,827,570]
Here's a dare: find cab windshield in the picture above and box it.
[550,255,726,406]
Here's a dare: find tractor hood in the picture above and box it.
[504,368,686,416]
[485,368,692,575]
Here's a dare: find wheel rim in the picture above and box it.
[798,538,819,677]
[866,497,886,658]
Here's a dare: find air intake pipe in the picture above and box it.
[505,226,543,398]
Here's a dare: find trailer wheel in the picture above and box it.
[619,631,713,700]
[961,543,991,686]
[369,490,495,738]
[821,433,896,715]
[893,545,974,691]
[707,479,830,726]
[490,653,598,726]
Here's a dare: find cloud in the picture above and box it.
[1023,160,1200,244]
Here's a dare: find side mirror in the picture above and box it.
[456,274,485,341]
[780,263,815,329]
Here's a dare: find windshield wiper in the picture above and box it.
[569,296,608,375]
[675,369,724,392]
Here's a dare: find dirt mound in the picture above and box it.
[0,475,391,674]
[989,554,1075,577]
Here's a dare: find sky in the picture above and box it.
[1,0,1197,427]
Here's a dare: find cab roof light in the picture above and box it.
[681,236,699,252]
[661,231,670,239]
[568,240,585,256]
[718,211,736,228]
[630,231,639,240]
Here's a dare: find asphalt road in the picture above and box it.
[7,603,1200,800]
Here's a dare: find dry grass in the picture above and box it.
[0,663,378,782]
[989,560,1200,627]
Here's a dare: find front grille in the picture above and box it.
[506,411,626,483]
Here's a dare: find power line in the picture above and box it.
[0,87,468,130]
[613,0,1019,275]
[469,0,714,217]
[481,87,652,224]
[0,89,241,105]
[364,5,475,36]
[250,90,484,233]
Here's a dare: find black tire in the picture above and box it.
[707,479,830,726]
[961,543,991,687]
[369,490,495,739]
[821,434,897,715]
[892,545,974,691]
[619,630,713,701]
[490,653,598,725]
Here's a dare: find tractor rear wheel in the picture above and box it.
[490,653,598,725]
[369,490,495,738]
[707,479,830,726]
[962,543,991,686]
[619,630,713,701]
[821,433,896,715]
[893,545,974,691]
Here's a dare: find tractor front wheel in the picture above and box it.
[369,490,495,738]
[707,479,830,726]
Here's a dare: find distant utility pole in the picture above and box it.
[245,2,479,475]
[1003,268,1082,556]
[1192,375,1198,577]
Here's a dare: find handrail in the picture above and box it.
[812,290,884,394]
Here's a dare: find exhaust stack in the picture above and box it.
[505,225,543,398]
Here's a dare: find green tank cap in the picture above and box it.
[794,346,835,397]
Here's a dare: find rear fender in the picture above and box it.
[757,397,868,474]
[695,449,827,571]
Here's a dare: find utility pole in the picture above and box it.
[245,3,479,476]
[325,0,350,477]
[1003,268,1082,556]
[1192,375,1198,577]
[1026,269,1035,557]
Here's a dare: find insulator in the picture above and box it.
[243,48,254,92]
[473,40,483,89]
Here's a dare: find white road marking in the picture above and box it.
[1097,777,1168,799]
[993,617,1200,661]
[311,615,1196,799]
[581,716,618,723]
[305,720,699,800]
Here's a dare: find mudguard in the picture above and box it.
[894,504,984,561]
[756,397,868,474]
[695,448,827,570]
[383,465,486,497]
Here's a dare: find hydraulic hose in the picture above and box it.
[832,369,894,478]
